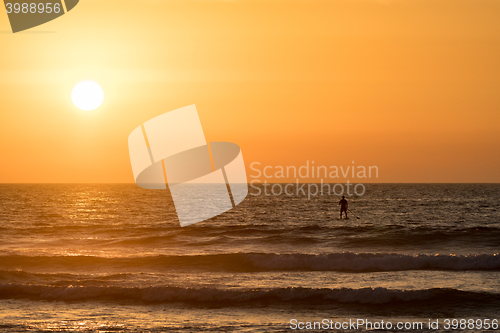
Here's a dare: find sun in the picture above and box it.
[71,81,104,111]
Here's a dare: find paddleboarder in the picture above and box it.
[339,196,348,219]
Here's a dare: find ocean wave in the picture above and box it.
[0,284,498,306]
[2,225,499,249]
[0,253,499,272]
[5,224,500,234]
[240,252,500,272]
[0,270,131,283]
[337,226,500,247]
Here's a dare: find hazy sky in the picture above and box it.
[1,0,499,183]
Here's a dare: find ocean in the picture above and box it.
[0,183,499,332]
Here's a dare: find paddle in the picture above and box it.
[348,208,361,220]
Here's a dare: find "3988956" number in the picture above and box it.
[443,319,498,330]
[5,3,61,14]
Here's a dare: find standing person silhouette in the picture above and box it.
[339,196,348,219]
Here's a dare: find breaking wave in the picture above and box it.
[0,284,498,306]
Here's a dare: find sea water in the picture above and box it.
[0,184,499,332]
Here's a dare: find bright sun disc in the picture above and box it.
[71,81,104,111]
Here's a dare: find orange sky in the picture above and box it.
[1,0,499,183]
